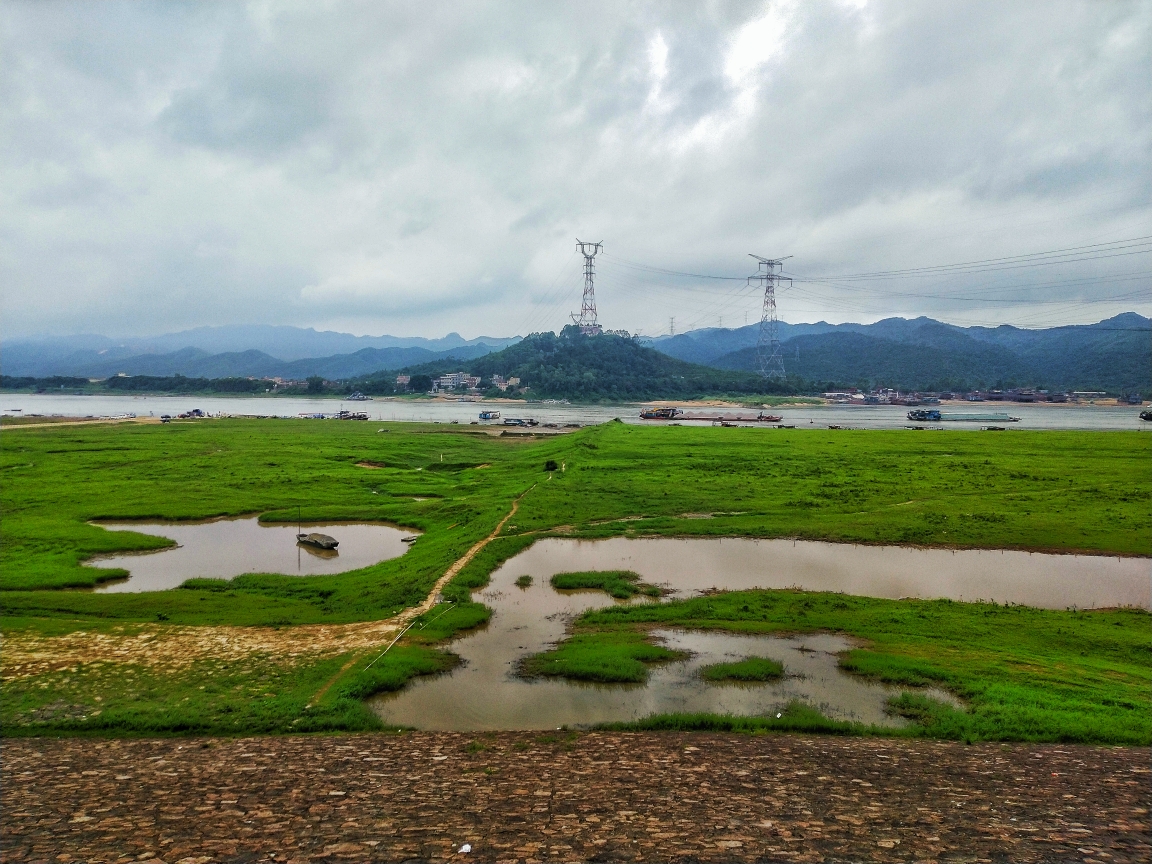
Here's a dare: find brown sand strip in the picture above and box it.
[3,733,1148,863]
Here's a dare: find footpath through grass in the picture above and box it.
[1,419,1148,737]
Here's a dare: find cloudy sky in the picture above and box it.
[2,0,1149,340]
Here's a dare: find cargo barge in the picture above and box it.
[641,407,782,423]
[907,410,1020,423]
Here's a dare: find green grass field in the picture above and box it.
[1,419,1148,738]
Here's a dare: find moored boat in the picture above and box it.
[640,407,680,420]
[297,532,339,550]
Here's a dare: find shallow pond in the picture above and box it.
[372,536,1146,731]
[371,554,960,731]
[87,517,413,592]
[496,537,1151,610]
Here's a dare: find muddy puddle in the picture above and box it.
[372,536,1145,731]
[371,558,960,731]
[496,537,1151,610]
[87,517,414,592]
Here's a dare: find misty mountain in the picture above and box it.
[702,314,1150,393]
[3,343,504,381]
[2,325,521,375]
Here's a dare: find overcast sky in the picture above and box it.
[2,0,1149,340]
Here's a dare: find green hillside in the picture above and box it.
[355,326,794,400]
[710,317,1151,395]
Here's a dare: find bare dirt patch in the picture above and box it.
[2,733,1147,863]
[0,619,402,680]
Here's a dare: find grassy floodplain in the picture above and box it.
[524,587,1151,744]
[1,418,1149,739]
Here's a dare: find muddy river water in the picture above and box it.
[87,517,413,592]
[371,567,957,731]
[372,537,1147,731]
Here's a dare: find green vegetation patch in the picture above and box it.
[550,570,660,599]
[532,589,1152,744]
[700,656,784,682]
[519,630,686,683]
[598,701,869,737]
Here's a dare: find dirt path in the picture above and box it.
[392,485,532,626]
[2,490,532,683]
[3,733,1147,863]
[0,416,163,430]
[303,488,533,705]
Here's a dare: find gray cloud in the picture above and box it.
[1,0,1149,340]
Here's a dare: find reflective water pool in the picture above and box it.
[495,537,1151,610]
[371,551,961,731]
[87,517,414,592]
[371,535,1145,730]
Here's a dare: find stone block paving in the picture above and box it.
[3,733,1149,863]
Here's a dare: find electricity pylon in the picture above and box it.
[571,239,604,335]
[748,254,791,380]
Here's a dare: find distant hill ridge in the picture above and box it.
[2,325,520,379]
[653,313,1150,394]
[2,315,1147,394]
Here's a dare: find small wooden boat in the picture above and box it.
[297,532,339,550]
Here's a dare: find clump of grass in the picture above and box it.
[515,575,532,589]
[336,646,458,700]
[519,630,685,683]
[597,701,866,736]
[700,656,784,682]
[550,570,660,599]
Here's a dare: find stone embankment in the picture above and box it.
[3,733,1148,863]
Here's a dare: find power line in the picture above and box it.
[601,235,1152,285]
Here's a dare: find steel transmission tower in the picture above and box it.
[571,239,604,335]
[748,254,792,380]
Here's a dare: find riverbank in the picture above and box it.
[2,392,1148,430]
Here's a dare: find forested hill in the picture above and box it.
[361,326,789,400]
[705,314,1150,394]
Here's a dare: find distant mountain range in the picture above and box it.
[3,314,1148,395]
[2,325,520,379]
[648,313,1151,394]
